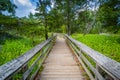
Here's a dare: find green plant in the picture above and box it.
[72,34,120,62]
[0,39,33,65]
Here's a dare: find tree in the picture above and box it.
[53,0,86,35]
[36,0,52,40]
[47,8,64,32]
[35,0,120,34]
[97,0,120,33]
[0,0,17,15]
[0,0,17,35]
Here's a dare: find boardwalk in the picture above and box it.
[0,35,120,80]
[39,36,86,80]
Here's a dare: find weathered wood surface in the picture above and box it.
[0,37,53,80]
[66,37,104,80]
[38,36,86,80]
[65,35,120,80]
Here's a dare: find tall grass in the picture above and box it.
[0,39,33,65]
[72,34,120,62]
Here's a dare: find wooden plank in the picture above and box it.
[81,54,105,80]
[67,38,104,80]
[30,42,53,80]
[0,37,53,80]
[22,51,43,80]
[39,36,86,80]
[65,35,120,79]
[66,39,95,80]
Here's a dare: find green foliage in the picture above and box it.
[96,0,120,32]
[0,23,45,66]
[0,15,18,26]
[0,39,33,65]
[35,0,52,39]
[61,25,66,33]
[0,0,17,15]
[72,34,120,62]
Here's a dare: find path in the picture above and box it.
[39,36,86,80]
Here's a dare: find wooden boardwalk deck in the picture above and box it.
[1,35,120,80]
[38,36,86,80]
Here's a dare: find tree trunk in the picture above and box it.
[67,0,70,35]
[39,0,48,40]
[45,18,48,40]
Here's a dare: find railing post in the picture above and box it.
[96,64,114,80]
[79,49,82,57]
[41,48,44,55]
[104,73,113,80]
[65,35,120,80]
[95,64,100,80]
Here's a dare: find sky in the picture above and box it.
[12,0,38,17]
[5,0,97,18]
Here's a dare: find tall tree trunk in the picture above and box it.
[39,0,48,40]
[45,18,48,40]
[67,0,70,35]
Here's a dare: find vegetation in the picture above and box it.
[0,0,120,79]
[0,39,32,65]
[72,34,120,62]
[0,0,17,15]
[0,0,120,65]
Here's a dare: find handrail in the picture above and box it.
[0,35,56,80]
[65,34,120,80]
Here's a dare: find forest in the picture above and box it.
[0,0,120,65]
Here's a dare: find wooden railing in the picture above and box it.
[0,35,56,80]
[65,34,120,80]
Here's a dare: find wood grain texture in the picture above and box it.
[65,35,120,80]
[0,37,53,80]
[39,36,86,80]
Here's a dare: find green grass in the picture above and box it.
[72,34,120,62]
[0,39,33,65]
[0,33,45,66]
